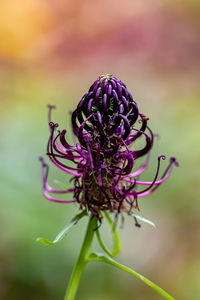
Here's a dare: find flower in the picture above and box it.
[39,75,179,222]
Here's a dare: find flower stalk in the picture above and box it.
[64,214,97,300]
[38,74,178,300]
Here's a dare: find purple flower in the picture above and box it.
[40,75,179,222]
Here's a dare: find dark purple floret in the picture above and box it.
[40,75,179,222]
[72,75,139,153]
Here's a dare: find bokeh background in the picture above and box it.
[0,0,200,299]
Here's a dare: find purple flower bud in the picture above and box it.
[40,77,179,223]
[72,75,139,154]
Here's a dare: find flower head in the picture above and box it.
[40,75,179,222]
[72,74,139,152]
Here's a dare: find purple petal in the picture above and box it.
[107,84,112,99]
[101,78,108,92]
[117,83,122,97]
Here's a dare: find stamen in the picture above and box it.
[131,128,153,159]
[124,152,150,178]
[78,114,94,147]
[47,104,56,123]
[47,126,82,171]
[137,155,166,195]
[136,157,179,197]
[43,189,76,203]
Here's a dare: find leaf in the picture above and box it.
[88,252,175,300]
[36,210,87,246]
[131,213,156,228]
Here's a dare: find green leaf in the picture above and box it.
[96,211,121,257]
[131,213,156,228]
[36,210,87,246]
[88,252,175,300]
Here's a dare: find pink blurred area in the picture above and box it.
[0,0,199,78]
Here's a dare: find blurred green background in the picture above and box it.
[0,1,200,299]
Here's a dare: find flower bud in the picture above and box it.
[40,75,178,222]
[72,75,139,152]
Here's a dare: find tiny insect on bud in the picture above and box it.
[142,116,149,121]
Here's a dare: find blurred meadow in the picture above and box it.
[0,0,200,299]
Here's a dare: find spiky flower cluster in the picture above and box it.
[40,75,178,221]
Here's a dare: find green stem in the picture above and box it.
[64,214,97,300]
